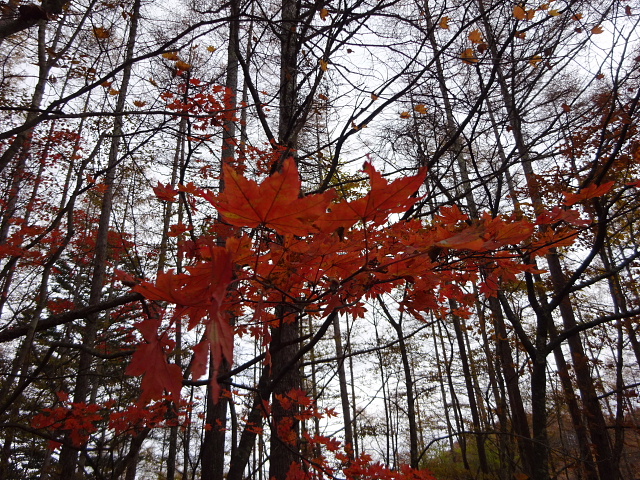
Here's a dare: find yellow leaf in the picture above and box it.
[439,16,450,29]
[371,93,379,100]
[529,54,542,67]
[133,100,147,107]
[468,29,483,44]
[175,60,192,70]
[461,48,478,64]
[162,52,180,61]
[414,104,428,114]
[400,111,411,119]
[207,46,217,52]
[591,25,604,34]
[319,59,329,71]
[319,8,329,20]
[513,5,526,20]
[93,27,111,39]
[548,9,561,16]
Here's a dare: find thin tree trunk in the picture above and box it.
[202,1,240,476]
[58,0,140,475]
[449,300,489,474]
[377,298,419,468]
[333,314,355,456]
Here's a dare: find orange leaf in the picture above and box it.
[93,27,111,39]
[414,104,428,114]
[468,29,483,44]
[315,163,426,231]
[436,227,486,250]
[400,111,411,118]
[436,205,468,224]
[126,319,183,404]
[562,181,614,206]
[175,60,192,71]
[461,48,478,64]
[513,5,526,20]
[214,157,336,236]
[162,51,180,61]
[439,16,450,29]
[319,59,329,71]
[153,182,179,202]
[591,25,604,34]
[319,7,329,20]
[530,54,542,67]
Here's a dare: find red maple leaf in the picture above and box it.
[315,163,426,232]
[153,182,179,202]
[213,157,336,235]
[125,319,183,405]
[562,180,614,206]
[133,246,234,402]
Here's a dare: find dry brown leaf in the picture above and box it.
[468,29,483,44]
[461,48,478,64]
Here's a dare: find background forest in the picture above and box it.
[1,0,640,479]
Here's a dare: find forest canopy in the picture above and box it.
[1,0,640,479]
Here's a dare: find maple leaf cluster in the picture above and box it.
[129,157,586,407]
[32,394,106,447]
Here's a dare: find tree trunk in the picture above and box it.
[333,314,355,456]
[58,0,140,475]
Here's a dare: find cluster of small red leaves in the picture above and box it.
[162,80,236,130]
[274,387,329,422]
[555,89,640,216]
[272,390,435,480]
[69,210,135,267]
[0,220,49,263]
[32,392,106,447]
[297,440,437,479]
[109,401,175,435]
[236,143,291,174]
[32,392,189,448]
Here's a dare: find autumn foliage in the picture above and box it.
[90,152,597,478]
[3,0,640,478]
